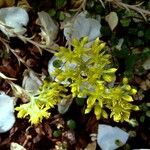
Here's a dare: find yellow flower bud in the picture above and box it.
[123,77,128,84]
[124,85,131,91]
[131,89,137,95]
[122,95,133,102]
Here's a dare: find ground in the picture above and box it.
[0,0,150,150]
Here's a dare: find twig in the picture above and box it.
[0,37,34,71]
[110,0,150,21]
[69,0,87,12]
[0,22,58,54]
[18,35,58,54]
[99,0,105,8]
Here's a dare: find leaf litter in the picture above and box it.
[0,0,150,150]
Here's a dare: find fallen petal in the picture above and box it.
[64,11,101,42]
[0,93,15,133]
[97,124,129,150]
[0,7,29,37]
[36,11,58,47]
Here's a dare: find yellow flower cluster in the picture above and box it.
[53,37,139,122]
[15,81,67,124]
[15,37,139,124]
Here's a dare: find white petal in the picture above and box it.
[64,11,101,42]
[0,7,29,37]
[0,113,15,133]
[48,56,73,85]
[36,11,58,46]
[97,124,129,150]
[22,70,42,94]
[0,93,15,133]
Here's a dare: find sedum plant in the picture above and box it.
[16,37,139,124]
[15,81,67,124]
[53,37,139,122]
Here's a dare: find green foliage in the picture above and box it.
[120,18,131,27]
[137,31,144,37]
[146,111,150,117]
[113,38,150,78]
[53,59,63,68]
[53,129,62,138]
[139,102,150,123]
[67,119,76,130]
[55,0,67,9]
[48,9,56,17]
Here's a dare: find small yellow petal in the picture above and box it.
[123,95,133,102]
[103,74,114,82]
[85,108,91,114]
[94,105,101,119]
[104,68,117,73]
[123,77,128,84]
[124,85,131,91]
[131,89,137,95]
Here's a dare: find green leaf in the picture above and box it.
[59,11,65,20]
[52,59,63,68]
[140,115,145,123]
[137,31,144,37]
[53,130,62,138]
[67,119,76,130]
[120,18,131,27]
[125,10,135,17]
[146,110,150,117]
[55,0,67,9]
[48,9,56,17]
[146,103,150,107]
